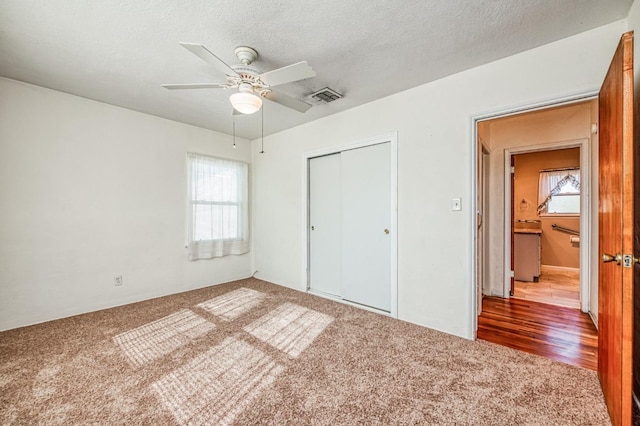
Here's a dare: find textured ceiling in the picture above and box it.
[0,0,633,139]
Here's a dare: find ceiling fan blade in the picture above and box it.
[179,42,239,77]
[258,61,316,87]
[161,83,228,90]
[264,91,312,113]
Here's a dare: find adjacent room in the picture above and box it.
[475,101,599,371]
[1,1,638,424]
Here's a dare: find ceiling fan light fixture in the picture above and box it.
[230,92,262,114]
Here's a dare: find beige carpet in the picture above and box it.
[0,278,610,425]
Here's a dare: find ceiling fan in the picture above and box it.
[162,43,316,115]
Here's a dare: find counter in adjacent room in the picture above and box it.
[514,229,542,282]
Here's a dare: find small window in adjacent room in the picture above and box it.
[537,168,580,216]
[186,153,249,260]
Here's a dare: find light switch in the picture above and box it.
[452,198,462,211]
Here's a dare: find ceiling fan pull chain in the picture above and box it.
[260,106,265,154]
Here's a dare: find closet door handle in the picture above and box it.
[384,229,389,235]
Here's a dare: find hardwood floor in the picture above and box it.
[513,265,580,308]
[477,296,598,370]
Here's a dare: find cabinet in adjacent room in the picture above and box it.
[514,230,541,282]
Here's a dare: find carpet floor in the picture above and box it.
[0,278,610,425]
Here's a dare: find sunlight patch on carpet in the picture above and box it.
[151,336,283,426]
[243,302,334,358]
[33,364,61,399]
[113,309,214,368]
[196,288,266,321]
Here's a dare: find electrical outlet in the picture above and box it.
[114,275,123,286]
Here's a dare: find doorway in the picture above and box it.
[511,148,582,309]
[474,100,598,369]
[475,100,596,315]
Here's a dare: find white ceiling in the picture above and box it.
[0,0,633,139]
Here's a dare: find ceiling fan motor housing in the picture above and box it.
[234,46,258,65]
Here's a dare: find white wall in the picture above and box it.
[251,21,626,339]
[630,1,640,86]
[0,78,252,331]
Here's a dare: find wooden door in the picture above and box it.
[598,31,634,426]
[341,143,392,312]
[309,154,342,297]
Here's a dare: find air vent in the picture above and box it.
[310,87,343,103]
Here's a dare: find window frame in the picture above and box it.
[542,193,581,217]
[190,199,243,244]
[187,152,249,247]
[538,168,581,217]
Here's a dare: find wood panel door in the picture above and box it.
[598,31,634,426]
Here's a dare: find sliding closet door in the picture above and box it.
[308,154,342,296]
[341,143,391,311]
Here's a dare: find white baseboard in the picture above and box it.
[251,272,302,291]
[588,311,598,329]
[0,273,253,332]
[307,288,392,316]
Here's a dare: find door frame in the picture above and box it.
[469,92,597,336]
[477,143,490,315]
[503,139,590,311]
[301,132,399,318]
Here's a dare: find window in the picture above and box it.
[537,169,580,216]
[187,153,249,260]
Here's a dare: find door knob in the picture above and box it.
[621,254,640,267]
[602,253,621,264]
[384,229,390,234]
[311,226,315,230]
